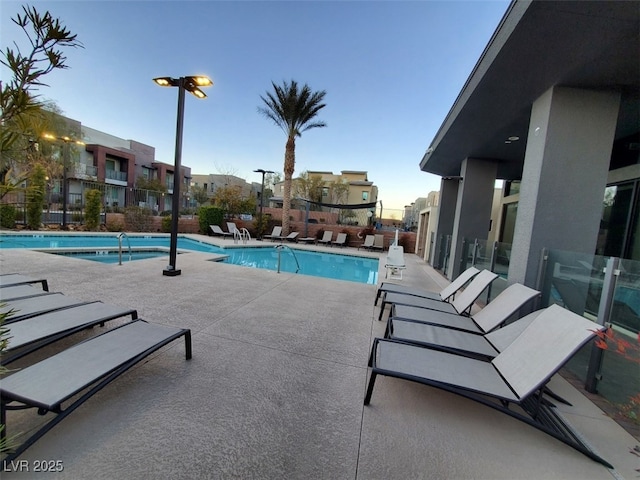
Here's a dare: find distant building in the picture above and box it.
[190,173,258,200]
[272,170,378,207]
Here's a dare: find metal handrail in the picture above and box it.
[117,232,132,265]
[275,244,300,274]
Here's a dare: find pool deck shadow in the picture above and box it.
[0,233,638,479]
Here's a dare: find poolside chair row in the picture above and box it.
[0,274,192,463]
[367,268,612,467]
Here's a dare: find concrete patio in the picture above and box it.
[0,234,638,479]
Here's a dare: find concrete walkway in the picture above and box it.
[0,234,638,479]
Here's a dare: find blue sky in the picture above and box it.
[2,0,510,213]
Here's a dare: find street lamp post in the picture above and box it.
[253,168,274,240]
[153,75,213,277]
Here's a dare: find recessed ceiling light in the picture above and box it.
[504,140,512,144]
[508,136,520,141]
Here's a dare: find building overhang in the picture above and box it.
[420,0,640,180]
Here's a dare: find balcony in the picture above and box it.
[105,169,128,186]
[71,163,98,180]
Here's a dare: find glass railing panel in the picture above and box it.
[494,241,512,279]
[595,258,640,421]
[471,239,491,271]
[538,249,607,385]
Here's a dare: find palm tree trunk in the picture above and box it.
[281,136,296,235]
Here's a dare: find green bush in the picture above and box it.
[26,165,47,229]
[198,206,224,234]
[124,206,153,232]
[161,215,172,233]
[0,205,16,229]
[84,189,102,231]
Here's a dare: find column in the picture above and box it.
[508,86,621,286]
[449,158,498,279]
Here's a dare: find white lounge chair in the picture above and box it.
[264,225,283,241]
[375,266,480,306]
[331,232,347,247]
[359,235,375,250]
[317,231,333,245]
[371,234,385,251]
[386,283,540,339]
[209,224,232,238]
[378,269,498,321]
[365,304,611,467]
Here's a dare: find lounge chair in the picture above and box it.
[385,308,542,360]
[3,302,138,365]
[384,245,406,279]
[263,226,283,241]
[371,234,385,251]
[284,232,299,242]
[298,236,316,244]
[209,224,232,238]
[2,293,92,323]
[331,232,347,247]
[0,273,48,291]
[226,222,239,235]
[378,269,498,321]
[374,266,480,306]
[365,304,611,467]
[386,283,540,343]
[317,231,333,245]
[0,284,53,302]
[1,319,192,462]
[359,235,375,250]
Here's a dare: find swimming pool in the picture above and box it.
[0,233,379,284]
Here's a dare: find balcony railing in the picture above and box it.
[106,170,127,182]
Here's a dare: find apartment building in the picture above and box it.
[53,116,191,213]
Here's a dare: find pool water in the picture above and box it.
[55,250,169,264]
[0,233,379,284]
[222,247,379,284]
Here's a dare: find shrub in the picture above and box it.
[0,205,16,229]
[161,215,172,233]
[124,206,153,232]
[84,189,102,231]
[198,206,224,234]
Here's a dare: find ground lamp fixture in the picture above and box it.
[42,133,85,229]
[253,168,274,239]
[153,75,213,277]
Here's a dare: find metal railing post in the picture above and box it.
[585,256,620,393]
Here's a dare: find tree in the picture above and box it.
[258,80,326,235]
[190,185,210,206]
[1,5,82,166]
[293,171,324,205]
[329,179,350,204]
[0,6,81,210]
[212,184,256,218]
[136,176,167,193]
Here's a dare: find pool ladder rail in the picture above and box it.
[117,232,132,265]
[233,228,251,244]
[275,244,300,274]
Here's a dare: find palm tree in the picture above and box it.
[258,80,326,235]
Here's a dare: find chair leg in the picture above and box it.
[377,301,388,321]
[364,371,377,405]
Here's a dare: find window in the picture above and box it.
[322,187,329,197]
[362,191,368,201]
